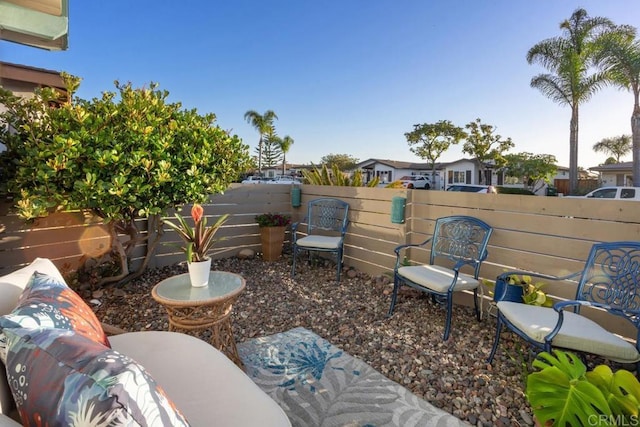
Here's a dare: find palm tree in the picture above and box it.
[527,9,615,194]
[595,30,640,185]
[244,110,278,175]
[277,135,294,176]
[592,135,632,163]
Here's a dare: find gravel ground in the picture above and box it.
[84,254,537,427]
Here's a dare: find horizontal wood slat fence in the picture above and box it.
[2,184,640,338]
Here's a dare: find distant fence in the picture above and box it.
[2,185,640,338]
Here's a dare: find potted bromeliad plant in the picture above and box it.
[255,213,291,261]
[164,203,229,287]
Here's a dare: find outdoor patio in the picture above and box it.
[87,253,537,427]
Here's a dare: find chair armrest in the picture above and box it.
[291,216,309,239]
[544,299,640,343]
[393,238,432,269]
[339,219,350,237]
[496,270,582,283]
[394,238,432,256]
[553,300,639,318]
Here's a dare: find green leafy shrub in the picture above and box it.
[497,186,535,195]
[302,164,379,187]
[527,350,640,426]
[0,74,251,285]
[255,213,291,227]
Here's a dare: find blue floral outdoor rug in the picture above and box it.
[238,327,469,427]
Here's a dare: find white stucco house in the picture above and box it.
[354,157,580,195]
[354,158,445,189]
[589,162,633,187]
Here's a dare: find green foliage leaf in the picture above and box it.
[526,351,640,425]
[528,351,611,426]
[302,164,379,187]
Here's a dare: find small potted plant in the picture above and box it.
[255,213,291,261]
[163,203,229,287]
[491,274,552,306]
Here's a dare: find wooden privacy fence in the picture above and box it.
[2,185,640,338]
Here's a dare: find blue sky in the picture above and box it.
[3,1,640,169]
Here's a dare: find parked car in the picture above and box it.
[398,175,430,189]
[446,184,489,193]
[266,176,302,184]
[241,176,272,184]
[565,186,640,201]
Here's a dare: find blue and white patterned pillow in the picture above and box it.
[0,272,110,364]
[4,327,190,427]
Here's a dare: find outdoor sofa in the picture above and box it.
[0,258,291,426]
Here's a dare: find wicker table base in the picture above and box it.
[152,271,245,369]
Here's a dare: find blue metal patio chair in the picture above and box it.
[387,215,493,340]
[487,241,640,372]
[291,198,350,282]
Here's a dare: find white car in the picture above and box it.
[446,184,489,193]
[566,186,640,201]
[266,176,302,184]
[241,176,271,184]
[398,175,430,189]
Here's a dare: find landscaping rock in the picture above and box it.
[237,248,255,259]
[89,254,539,426]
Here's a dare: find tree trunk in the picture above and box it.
[569,104,579,195]
[631,89,640,187]
[258,136,263,174]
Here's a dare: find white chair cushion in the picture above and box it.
[397,265,479,293]
[497,301,640,363]
[296,235,341,250]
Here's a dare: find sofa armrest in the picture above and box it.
[109,331,290,427]
[101,322,127,336]
[0,414,21,427]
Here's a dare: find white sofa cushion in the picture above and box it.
[110,331,291,427]
[0,258,64,317]
[497,301,640,363]
[0,259,67,416]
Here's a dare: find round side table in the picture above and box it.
[151,271,245,369]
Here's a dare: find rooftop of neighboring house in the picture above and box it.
[589,161,632,172]
[354,158,448,170]
[0,61,66,90]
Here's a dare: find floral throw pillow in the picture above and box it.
[0,271,109,363]
[4,327,190,427]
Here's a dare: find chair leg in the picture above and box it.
[473,288,481,321]
[387,276,401,317]
[443,291,453,341]
[336,249,342,283]
[487,314,504,364]
[291,246,298,278]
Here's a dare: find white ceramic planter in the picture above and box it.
[187,258,211,287]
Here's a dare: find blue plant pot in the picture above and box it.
[493,276,524,303]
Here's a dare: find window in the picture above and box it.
[447,170,467,184]
[621,188,636,199]
[589,188,617,199]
